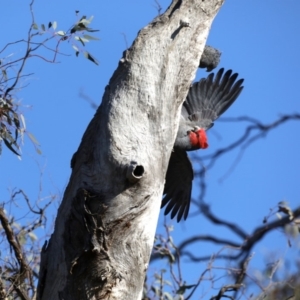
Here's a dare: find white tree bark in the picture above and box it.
[37,1,224,299]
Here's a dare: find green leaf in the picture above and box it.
[80,15,94,25]
[13,112,20,128]
[20,113,26,129]
[18,232,26,246]
[72,45,80,57]
[35,147,42,155]
[72,45,79,52]
[71,23,87,33]
[75,36,89,43]
[3,130,15,143]
[6,115,12,126]
[151,286,160,296]
[75,36,85,46]
[163,292,173,300]
[27,132,40,146]
[176,284,196,295]
[52,21,57,30]
[70,26,79,34]
[278,200,289,206]
[3,138,20,156]
[154,273,162,281]
[2,69,7,81]
[41,24,46,31]
[285,223,299,237]
[56,31,66,36]
[28,231,37,241]
[168,225,174,232]
[85,28,100,33]
[80,37,89,43]
[83,51,99,65]
[48,22,52,29]
[32,23,38,30]
[14,128,18,141]
[82,34,99,41]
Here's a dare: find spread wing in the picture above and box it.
[161,148,193,222]
[181,68,244,129]
[162,69,244,222]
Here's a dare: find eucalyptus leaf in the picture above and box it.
[20,114,26,129]
[83,51,99,65]
[56,31,66,36]
[36,147,42,155]
[76,36,85,46]
[83,34,99,41]
[72,45,79,52]
[27,132,40,145]
[3,138,20,156]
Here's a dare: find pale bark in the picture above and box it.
[37,1,224,299]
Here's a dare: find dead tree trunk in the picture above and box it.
[37,1,224,299]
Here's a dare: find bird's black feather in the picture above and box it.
[162,148,193,222]
[182,68,244,128]
[162,68,244,222]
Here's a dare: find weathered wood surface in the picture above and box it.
[37,1,224,299]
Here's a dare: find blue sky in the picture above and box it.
[1,1,300,298]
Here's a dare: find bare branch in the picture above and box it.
[210,284,244,300]
[199,114,300,172]
[200,202,248,240]
[153,0,163,15]
[0,207,33,299]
